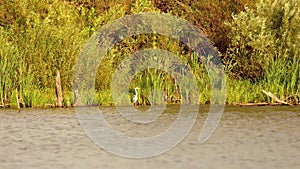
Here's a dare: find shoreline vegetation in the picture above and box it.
[0,0,299,109]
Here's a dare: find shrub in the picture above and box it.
[225,0,300,82]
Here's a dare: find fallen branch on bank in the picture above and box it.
[234,102,269,106]
[262,90,293,106]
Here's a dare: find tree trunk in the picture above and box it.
[55,70,64,107]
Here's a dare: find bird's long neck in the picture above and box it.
[135,88,138,95]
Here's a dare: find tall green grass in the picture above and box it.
[226,56,300,104]
[0,0,101,107]
[0,27,18,106]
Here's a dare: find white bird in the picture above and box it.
[132,87,140,105]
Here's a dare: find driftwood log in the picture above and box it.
[55,70,64,107]
[262,90,293,106]
[234,102,269,106]
[235,90,295,106]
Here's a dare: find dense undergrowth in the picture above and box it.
[0,0,299,107]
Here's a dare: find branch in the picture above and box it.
[262,90,292,105]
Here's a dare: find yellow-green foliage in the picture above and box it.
[0,0,299,106]
[226,0,300,103]
[226,0,300,80]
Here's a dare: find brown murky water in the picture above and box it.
[0,106,299,169]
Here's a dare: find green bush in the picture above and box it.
[225,0,300,103]
[225,0,300,82]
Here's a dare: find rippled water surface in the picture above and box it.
[0,106,299,169]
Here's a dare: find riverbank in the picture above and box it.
[1,89,299,109]
[0,77,299,108]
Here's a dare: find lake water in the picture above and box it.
[0,106,299,169]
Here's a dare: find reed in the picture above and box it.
[0,27,18,106]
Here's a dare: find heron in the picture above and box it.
[132,87,140,105]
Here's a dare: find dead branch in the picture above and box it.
[262,90,292,106]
